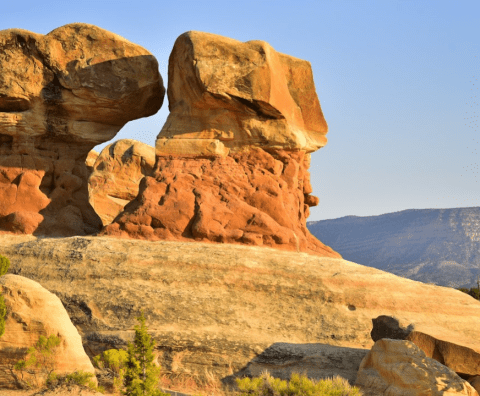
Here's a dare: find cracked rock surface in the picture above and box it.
[0,23,164,236]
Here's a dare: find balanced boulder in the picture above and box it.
[0,23,164,237]
[103,31,339,257]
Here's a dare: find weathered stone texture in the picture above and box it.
[2,235,480,386]
[0,274,96,389]
[0,23,164,236]
[88,139,155,225]
[103,31,337,256]
[160,31,328,153]
[355,339,479,396]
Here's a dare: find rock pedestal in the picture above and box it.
[0,23,164,237]
[103,31,339,257]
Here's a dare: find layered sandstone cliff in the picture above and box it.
[0,23,164,236]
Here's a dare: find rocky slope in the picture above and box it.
[307,207,480,288]
[1,234,479,386]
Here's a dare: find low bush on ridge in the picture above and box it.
[236,371,363,396]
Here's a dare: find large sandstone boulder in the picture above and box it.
[355,339,478,396]
[2,234,480,388]
[0,274,96,389]
[88,139,155,225]
[0,23,164,237]
[371,315,480,378]
[103,31,338,257]
[159,31,328,153]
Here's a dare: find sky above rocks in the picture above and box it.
[2,0,478,221]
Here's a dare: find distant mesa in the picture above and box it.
[0,23,165,236]
[102,30,339,257]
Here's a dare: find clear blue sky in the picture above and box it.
[2,0,478,221]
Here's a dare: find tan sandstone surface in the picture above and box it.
[355,339,478,396]
[102,31,338,257]
[0,23,164,237]
[1,234,480,387]
[88,139,155,225]
[0,274,96,389]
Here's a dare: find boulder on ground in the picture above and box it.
[355,339,479,396]
[88,139,155,225]
[0,23,164,237]
[0,274,96,389]
[371,315,480,377]
[103,31,339,257]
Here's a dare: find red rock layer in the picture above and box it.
[103,147,341,258]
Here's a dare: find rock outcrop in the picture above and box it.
[0,274,96,389]
[2,234,480,387]
[355,339,478,396]
[371,315,480,378]
[88,139,155,225]
[0,23,164,237]
[85,150,99,177]
[103,31,338,256]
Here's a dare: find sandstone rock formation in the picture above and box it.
[159,31,328,153]
[103,31,338,256]
[0,274,96,389]
[0,23,164,237]
[2,234,480,387]
[371,315,480,378]
[469,377,480,395]
[355,339,478,396]
[88,139,155,225]
[85,150,99,177]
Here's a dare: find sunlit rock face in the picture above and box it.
[0,23,164,236]
[88,139,155,226]
[158,30,328,154]
[103,31,339,257]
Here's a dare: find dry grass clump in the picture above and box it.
[235,371,363,396]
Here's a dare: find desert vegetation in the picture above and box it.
[236,372,363,396]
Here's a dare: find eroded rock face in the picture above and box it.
[104,148,338,256]
[159,31,328,153]
[2,235,480,387]
[371,315,480,378]
[0,23,164,236]
[0,274,96,389]
[88,139,155,225]
[103,31,338,256]
[355,339,478,396]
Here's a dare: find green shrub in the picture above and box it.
[93,348,129,393]
[457,287,480,300]
[123,311,169,396]
[236,371,363,396]
[13,334,62,388]
[0,254,10,338]
[0,254,10,276]
[46,370,105,393]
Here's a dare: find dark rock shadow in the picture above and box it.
[221,342,369,388]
